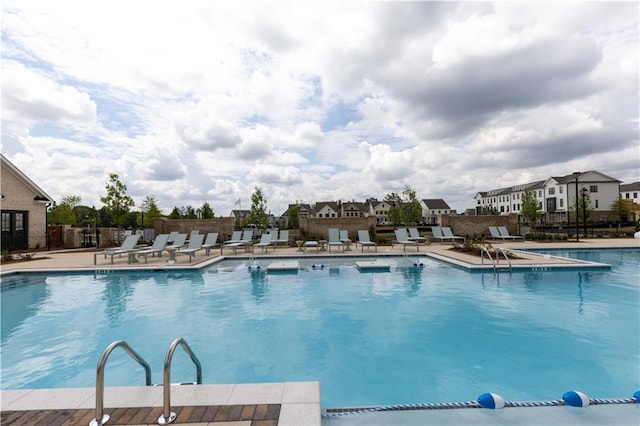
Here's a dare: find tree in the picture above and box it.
[200,201,215,219]
[611,196,632,222]
[520,189,542,225]
[48,195,82,225]
[288,205,299,229]
[183,205,197,219]
[569,187,595,223]
[100,173,134,227]
[384,192,403,225]
[247,186,269,228]
[479,205,499,215]
[401,185,422,225]
[139,195,163,227]
[169,207,182,219]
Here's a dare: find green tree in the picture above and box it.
[520,189,542,225]
[384,192,403,225]
[611,196,632,222]
[139,195,163,227]
[288,205,299,229]
[200,201,215,219]
[569,187,595,223]
[169,207,182,219]
[74,205,98,227]
[48,195,81,225]
[183,205,197,219]
[247,186,269,228]
[479,205,499,215]
[100,173,134,227]
[400,185,422,225]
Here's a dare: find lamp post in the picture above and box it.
[581,187,588,238]
[573,172,580,242]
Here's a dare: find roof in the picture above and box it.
[1,154,53,202]
[620,182,640,192]
[422,199,451,210]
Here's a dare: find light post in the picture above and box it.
[581,187,588,238]
[573,172,580,242]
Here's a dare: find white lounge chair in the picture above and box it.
[356,230,377,252]
[221,230,253,255]
[393,229,419,252]
[408,228,428,244]
[136,234,169,264]
[442,227,464,242]
[489,226,508,241]
[202,233,219,256]
[328,228,345,253]
[166,233,187,250]
[254,233,275,253]
[275,230,290,247]
[430,226,449,243]
[93,234,141,265]
[224,230,242,245]
[176,233,204,262]
[498,226,524,241]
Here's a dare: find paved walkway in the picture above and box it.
[2,238,638,273]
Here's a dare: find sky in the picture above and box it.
[2,1,639,217]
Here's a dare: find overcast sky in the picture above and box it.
[2,1,638,216]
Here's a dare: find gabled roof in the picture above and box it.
[1,154,53,202]
[421,199,451,210]
[314,201,340,212]
[555,170,621,184]
[620,182,640,191]
[343,201,369,212]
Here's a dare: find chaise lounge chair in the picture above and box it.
[275,230,290,247]
[136,234,169,264]
[93,234,141,265]
[430,226,450,243]
[221,230,253,255]
[166,233,187,250]
[488,226,508,241]
[498,226,524,241]
[442,227,464,242]
[356,230,377,252]
[202,232,219,256]
[393,229,420,252]
[254,233,275,253]
[328,228,345,253]
[408,227,428,244]
[176,233,204,263]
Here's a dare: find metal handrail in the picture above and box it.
[480,246,494,268]
[496,248,512,272]
[90,340,152,426]
[158,337,202,425]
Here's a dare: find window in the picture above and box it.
[15,213,24,232]
[559,186,563,194]
[1,212,10,233]
[539,190,543,197]
[560,199,564,208]
[634,192,638,198]
[626,194,630,199]
[548,188,555,195]
[595,200,599,208]
[589,185,598,193]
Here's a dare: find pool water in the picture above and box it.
[1,250,638,407]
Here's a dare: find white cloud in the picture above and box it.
[1,0,637,216]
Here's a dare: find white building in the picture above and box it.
[421,199,453,224]
[620,182,640,204]
[475,171,621,223]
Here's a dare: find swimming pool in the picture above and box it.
[1,250,638,408]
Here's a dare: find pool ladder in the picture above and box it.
[480,246,512,273]
[90,337,202,426]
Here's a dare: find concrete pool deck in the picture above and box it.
[1,237,638,425]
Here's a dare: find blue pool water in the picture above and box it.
[1,250,638,407]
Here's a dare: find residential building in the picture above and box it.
[1,154,53,249]
[342,201,370,218]
[370,200,391,224]
[420,199,453,224]
[314,201,340,218]
[475,170,622,223]
[620,182,640,204]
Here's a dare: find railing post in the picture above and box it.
[90,340,152,426]
[158,338,202,425]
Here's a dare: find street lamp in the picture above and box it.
[581,187,589,238]
[573,172,580,242]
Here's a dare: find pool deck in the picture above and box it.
[1,238,638,425]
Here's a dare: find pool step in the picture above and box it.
[266,261,300,272]
[356,260,391,272]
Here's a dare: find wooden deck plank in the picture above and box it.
[1,404,281,425]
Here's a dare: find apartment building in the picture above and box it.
[475,170,621,223]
